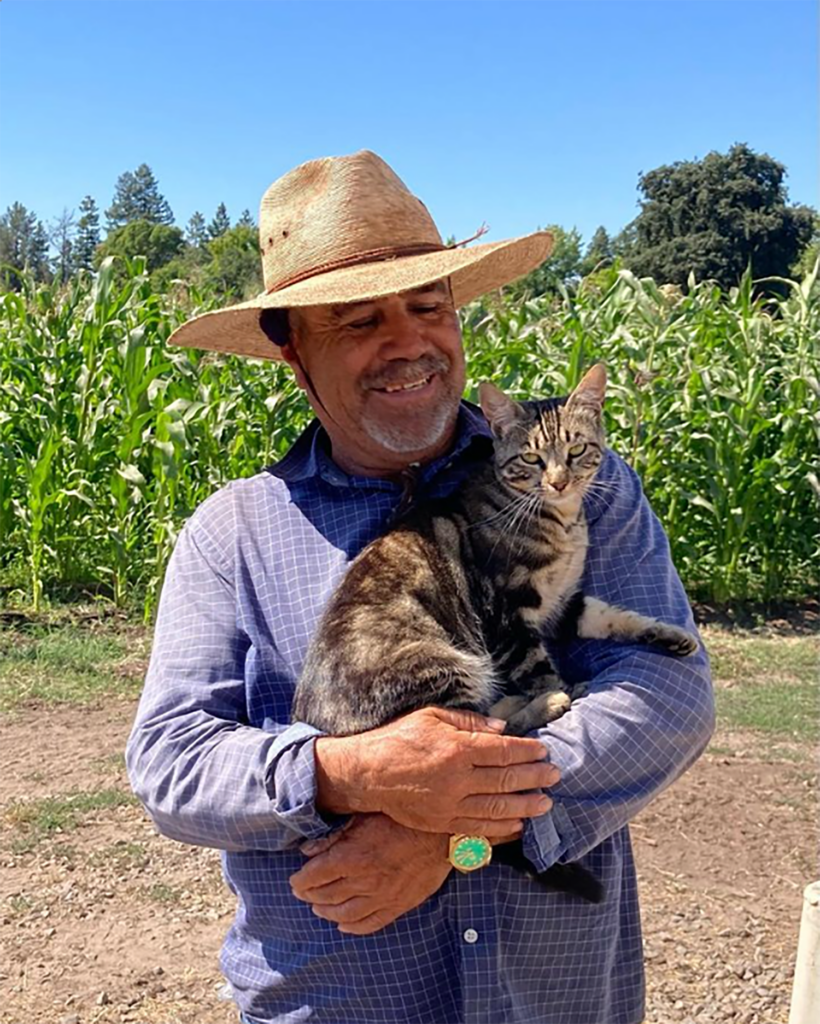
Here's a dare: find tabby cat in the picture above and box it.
[292,364,697,902]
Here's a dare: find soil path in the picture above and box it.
[1,701,814,1024]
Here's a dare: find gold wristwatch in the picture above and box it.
[448,834,492,872]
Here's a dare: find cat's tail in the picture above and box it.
[492,839,604,904]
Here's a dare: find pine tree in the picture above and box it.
[580,226,613,276]
[132,163,174,224]
[0,202,51,289]
[106,163,174,230]
[0,202,36,278]
[207,202,231,240]
[237,208,255,228]
[49,207,77,281]
[106,170,136,230]
[28,221,51,282]
[74,196,101,270]
[186,211,208,248]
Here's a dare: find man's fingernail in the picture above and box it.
[486,718,506,731]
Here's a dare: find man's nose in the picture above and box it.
[378,309,430,360]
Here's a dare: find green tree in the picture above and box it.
[237,208,255,228]
[74,195,101,271]
[106,163,174,230]
[504,225,583,299]
[49,207,77,282]
[186,211,208,248]
[96,219,184,274]
[623,143,816,290]
[207,202,231,241]
[580,226,613,276]
[791,215,820,280]
[204,223,261,298]
[0,202,51,289]
[28,222,51,283]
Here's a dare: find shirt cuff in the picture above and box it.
[264,722,350,842]
[522,799,576,872]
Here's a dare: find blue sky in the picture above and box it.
[1,0,816,249]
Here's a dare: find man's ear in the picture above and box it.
[280,344,309,393]
[479,382,526,438]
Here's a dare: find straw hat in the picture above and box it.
[169,151,553,361]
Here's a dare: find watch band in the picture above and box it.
[448,834,492,872]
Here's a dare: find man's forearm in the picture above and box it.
[522,647,713,872]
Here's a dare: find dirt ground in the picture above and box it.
[1,674,816,1024]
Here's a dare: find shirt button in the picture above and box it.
[463,928,479,944]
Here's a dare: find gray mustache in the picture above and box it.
[364,355,450,390]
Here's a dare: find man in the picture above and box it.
[126,151,714,1024]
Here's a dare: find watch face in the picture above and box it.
[452,835,491,870]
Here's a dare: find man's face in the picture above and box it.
[282,281,466,474]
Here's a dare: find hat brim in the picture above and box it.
[168,230,553,361]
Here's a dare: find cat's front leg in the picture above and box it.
[497,649,574,736]
[487,693,531,721]
[502,690,572,737]
[577,596,699,655]
[489,620,574,735]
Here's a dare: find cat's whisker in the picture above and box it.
[485,492,538,562]
[503,491,542,561]
[469,491,534,530]
[580,480,640,514]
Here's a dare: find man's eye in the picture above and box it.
[519,452,541,465]
[568,443,587,457]
[349,316,378,330]
[413,304,440,315]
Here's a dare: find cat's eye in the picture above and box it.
[519,452,541,465]
[568,443,587,457]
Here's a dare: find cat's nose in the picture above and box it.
[550,480,568,492]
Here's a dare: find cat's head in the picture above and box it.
[478,364,606,508]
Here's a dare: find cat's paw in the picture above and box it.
[504,690,572,734]
[543,691,572,719]
[641,626,699,657]
[669,632,699,656]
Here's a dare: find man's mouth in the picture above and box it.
[374,374,434,394]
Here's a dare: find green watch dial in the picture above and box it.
[452,835,491,870]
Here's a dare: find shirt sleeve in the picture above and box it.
[125,493,344,853]
[521,450,715,871]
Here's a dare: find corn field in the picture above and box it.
[1,257,818,619]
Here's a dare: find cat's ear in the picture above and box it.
[566,364,606,414]
[479,382,527,437]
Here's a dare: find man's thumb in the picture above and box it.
[431,707,507,734]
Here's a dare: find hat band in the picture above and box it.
[266,242,447,295]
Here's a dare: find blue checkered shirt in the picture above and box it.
[126,402,714,1024]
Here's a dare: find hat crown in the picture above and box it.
[258,151,443,294]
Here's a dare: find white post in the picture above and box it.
[788,881,820,1024]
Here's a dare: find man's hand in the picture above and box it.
[314,706,559,836]
[289,814,452,935]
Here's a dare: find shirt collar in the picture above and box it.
[267,401,493,489]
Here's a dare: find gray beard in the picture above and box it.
[361,395,459,453]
